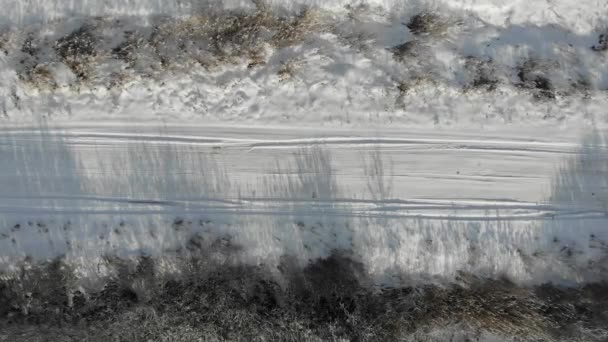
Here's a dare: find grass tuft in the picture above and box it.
[54,25,98,80]
[516,58,555,100]
[406,12,449,37]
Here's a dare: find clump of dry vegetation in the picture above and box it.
[391,40,423,62]
[0,29,17,56]
[390,11,452,65]
[277,59,303,81]
[16,33,57,89]
[149,1,320,68]
[592,32,608,52]
[1,245,607,342]
[464,56,499,92]
[396,76,429,98]
[4,1,322,92]
[406,12,450,37]
[111,30,140,66]
[516,58,555,100]
[23,64,57,90]
[54,25,98,80]
[394,76,437,112]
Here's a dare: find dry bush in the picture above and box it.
[21,33,39,57]
[0,33,13,56]
[147,1,318,68]
[111,31,140,66]
[406,12,449,37]
[4,2,321,91]
[463,56,499,92]
[516,58,555,100]
[391,40,423,62]
[277,60,300,81]
[396,76,433,96]
[569,76,592,98]
[271,7,319,48]
[54,25,98,80]
[21,64,57,90]
[592,32,608,52]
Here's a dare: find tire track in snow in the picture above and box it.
[0,124,594,221]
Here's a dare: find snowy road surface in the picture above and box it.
[0,123,598,219]
[1,123,607,284]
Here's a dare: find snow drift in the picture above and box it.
[1,0,607,34]
[0,0,607,125]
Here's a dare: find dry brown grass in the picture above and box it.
[20,64,57,90]
[149,2,319,68]
[54,25,98,80]
[1,250,607,342]
[278,60,302,81]
[406,12,450,37]
[463,56,499,92]
[516,58,556,100]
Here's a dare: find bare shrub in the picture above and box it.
[464,56,499,92]
[391,40,423,61]
[111,31,140,66]
[54,25,98,80]
[271,7,319,48]
[396,76,433,96]
[516,58,555,100]
[406,12,449,37]
[20,33,39,57]
[16,33,43,84]
[570,76,592,98]
[146,2,318,69]
[592,32,608,52]
[208,10,271,61]
[21,63,57,90]
[0,35,6,55]
[277,59,301,81]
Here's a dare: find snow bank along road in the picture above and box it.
[1,122,607,285]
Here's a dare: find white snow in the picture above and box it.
[0,0,607,126]
[1,0,606,34]
[0,124,606,286]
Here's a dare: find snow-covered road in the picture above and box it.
[0,123,590,218]
[1,122,607,284]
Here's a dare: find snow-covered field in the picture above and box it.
[0,0,607,125]
[1,1,608,341]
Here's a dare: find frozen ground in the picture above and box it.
[1,1,608,341]
[0,123,607,286]
[0,0,607,125]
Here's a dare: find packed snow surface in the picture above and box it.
[1,123,607,286]
[0,0,607,287]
